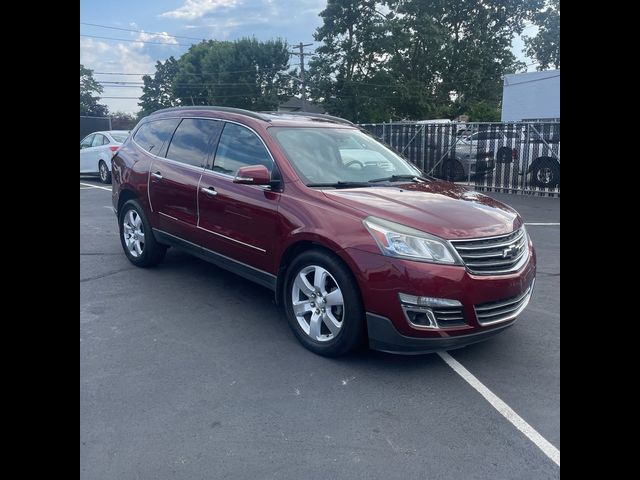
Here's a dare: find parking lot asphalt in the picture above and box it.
[80,179,559,479]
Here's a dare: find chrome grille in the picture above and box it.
[474,281,534,326]
[432,306,466,327]
[450,227,528,275]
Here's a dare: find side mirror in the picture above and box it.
[233,165,271,185]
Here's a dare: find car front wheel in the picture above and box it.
[284,249,365,356]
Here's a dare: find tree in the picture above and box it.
[171,38,293,110]
[391,0,537,118]
[110,111,137,130]
[524,0,559,70]
[308,0,394,122]
[307,1,541,122]
[138,57,180,116]
[80,64,108,116]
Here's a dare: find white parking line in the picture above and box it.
[438,351,560,467]
[80,182,111,191]
[525,223,560,226]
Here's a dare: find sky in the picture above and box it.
[80,0,538,115]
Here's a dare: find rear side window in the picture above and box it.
[166,118,223,168]
[91,134,105,147]
[80,135,94,149]
[133,119,181,157]
[212,123,273,175]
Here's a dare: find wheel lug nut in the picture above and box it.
[310,302,315,307]
[315,309,320,314]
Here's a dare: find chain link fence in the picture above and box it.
[359,121,560,196]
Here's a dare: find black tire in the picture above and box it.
[496,146,512,163]
[530,157,560,188]
[443,159,465,182]
[283,249,365,357]
[99,160,112,184]
[118,199,166,267]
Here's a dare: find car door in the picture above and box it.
[196,122,280,273]
[148,118,223,241]
[80,134,95,172]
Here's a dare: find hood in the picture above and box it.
[322,181,521,239]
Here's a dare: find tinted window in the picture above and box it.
[212,123,272,175]
[80,135,94,149]
[134,119,181,157]
[91,134,105,147]
[166,118,223,168]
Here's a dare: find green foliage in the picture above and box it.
[308,0,541,122]
[467,101,501,121]
[171,38,294,111]
[138,57,180,116]
[80,64,109,117]
[110,111,137,130]
[524,0,560,70]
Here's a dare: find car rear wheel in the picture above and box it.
[531,157,560,188]
[443,159,465,182]
[284,249,365,356]
[118,199,166,267]
[99,160,112,184]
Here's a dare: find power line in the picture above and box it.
[93,66,292,76]
[80,34,192,47]
[80,21,206,42]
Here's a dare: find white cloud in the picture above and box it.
[80,37,157,114]
[161,0,239,20]
[135,31,179,45]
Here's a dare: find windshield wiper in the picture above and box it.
[306,181,372,189]
[368,174,429,183]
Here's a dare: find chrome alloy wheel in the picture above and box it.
[536,166,553,184]
[99,162,108,182]
[291,265,345,342]
[122,209,145,257]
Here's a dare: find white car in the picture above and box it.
[80,130,130,184]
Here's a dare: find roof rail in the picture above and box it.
[260,111,354,126]
[150,106,271,122]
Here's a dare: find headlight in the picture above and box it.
[363,216,461,264]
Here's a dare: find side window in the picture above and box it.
[91,134,105,147]
[102,135,110,145]
[212,123,273,176]
[80,135,94,149]
[133,119,181,157]
[166,118,223,168]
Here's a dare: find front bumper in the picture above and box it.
[366,312,517,354]
[342,242,536,353]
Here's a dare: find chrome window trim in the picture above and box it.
[196,225,266,253]
[133,115,277,173]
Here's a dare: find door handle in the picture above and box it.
[151,171,163,180]
[201,186,218,196]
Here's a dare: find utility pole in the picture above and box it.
[290,42,313,111]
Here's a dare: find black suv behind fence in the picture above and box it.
[358,122,560,196]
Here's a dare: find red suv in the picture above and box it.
[112,107,536,356]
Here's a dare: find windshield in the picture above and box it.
[269,127,422,186]
[110,132,129,143]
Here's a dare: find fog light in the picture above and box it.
[398,293,462,308]
[405,308,437,327]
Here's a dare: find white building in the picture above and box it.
[501,69,559,122]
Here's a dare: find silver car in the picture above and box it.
[80,130,130,184]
